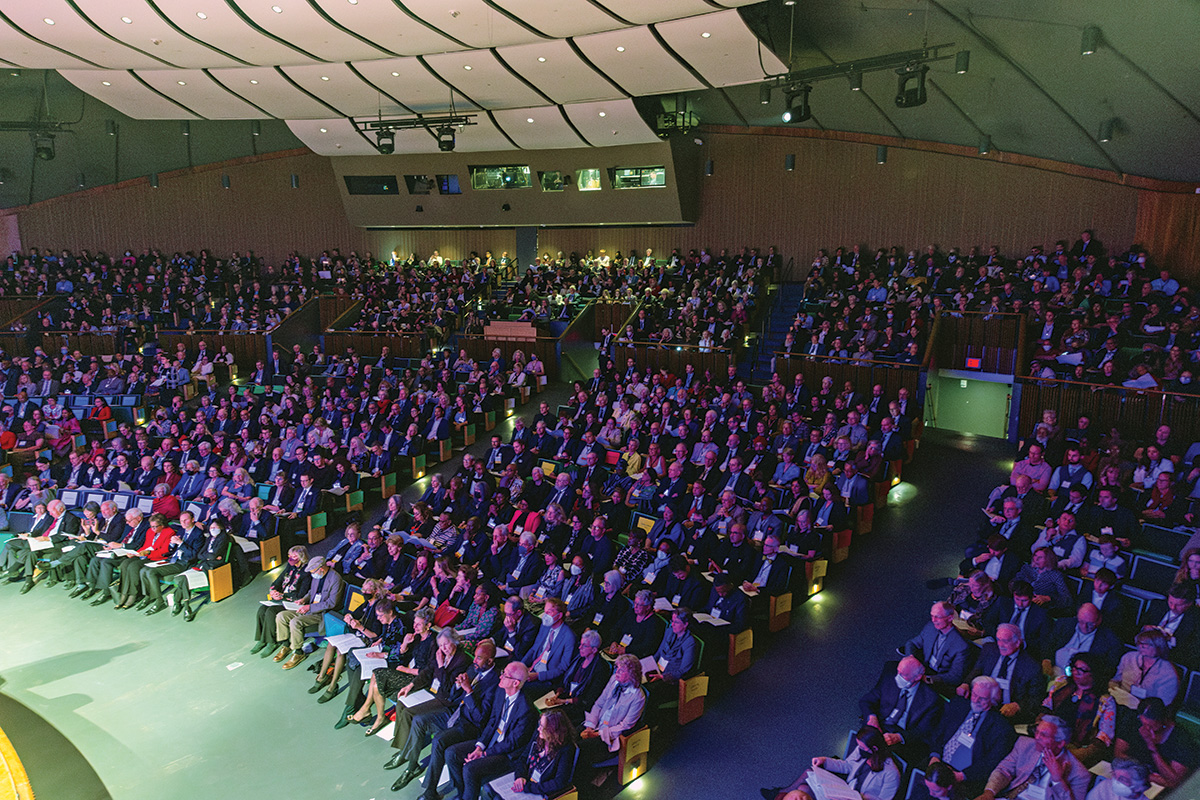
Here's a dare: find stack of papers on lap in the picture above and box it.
[282,601,303,611]
[183,569,208,590]
[27,539,55,552]
[693,613,730,627]
[487,774,543,800]
[653,597,675,612]
[260,600,282,607]
[325,633,366,654]
[807,766,862,800]
[353,648,388,678]
[399,689,435,708]
[231,535,258,553]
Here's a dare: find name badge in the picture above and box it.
[1019,784,1046,800]
[531,769,543,783]
[1131,685,1149,699]
[313,594,321,604]
[592,613,604,624]
[644,571,658,584]
[430,678,441,693]
[657,656,668,672]
[511,568,521,579]
[619,634,633,646]
[711,608,722,619]
[752,529,765,542]
[671,594,681,605]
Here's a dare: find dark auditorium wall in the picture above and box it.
[1134,190,1200,282]
[539,129,1143,279]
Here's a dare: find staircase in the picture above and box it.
[747,282,808,383]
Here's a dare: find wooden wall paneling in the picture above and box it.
[318,295,361,330]
[365,230,518,266]
[46,333,118,358]
[773,355,920,403]
[324,333,429,359]
[0,298,40,327]
[1016,379,1200,448]
[157,332,266,367]
[1134,190,1200,284]
[460,336,558,379]
[614,344,733,382]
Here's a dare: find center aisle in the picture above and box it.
[615,430,1012,799]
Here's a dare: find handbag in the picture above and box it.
[433,599,464,629]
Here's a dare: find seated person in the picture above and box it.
[578,654,646,776]
[309,578,386,702]
[980,580,1053,661]
[645,607,698,687]
[652,555,710,612]
[1044,651,1117,767]
[976,715,1091,800]
[1112,697,1197,791]
[1113,628,1181,707]
[250,545,311,654]
[519,597,578,696]
[445,661,538,800]
[540,629,611,726]
[928,677,1015,796]
[270,556,343,669]
[508,709,579,800]
[346,606,433,736]
[1085,758,1155,800]
[858,656,943,758]
[958,623,1043,722]
[903,601,971,690]
[604,589,665,659]
[765,726,900,800]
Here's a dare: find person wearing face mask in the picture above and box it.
[858,656,943,761]
[910,761,968,800]
[497,531,545,596]
[249,545,311,653]
[763,726,900,800]
[519,597,578,696]
[979,716,1091,800]
[1085,758,1153,800]
[1113,697,1197,791]
[927,677,1015,796]
[165,518,231,622]
[588,570,632,639]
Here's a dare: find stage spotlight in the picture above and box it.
[437,126,456,152]
[32,133,54,160]
[1081,26,1100,56]
[955,51,970,74]
[759,83,771,104]
[376,130,395,154]
[781,85,812,123]
[895,65,928,108]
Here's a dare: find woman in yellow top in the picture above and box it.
[804,454,834,497]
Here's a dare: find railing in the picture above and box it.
[322,332,431,360]
[318,294,360,330]
[616,342,735,379]
[1016,375,1200,443]
[771,352,921,401]
[934,310,1026,375]
[593,300,638,337]
[156,332,268,367]
[44,332,120,358]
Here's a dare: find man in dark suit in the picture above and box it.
[283,473,319,520]
[872,416,906,462]
[980,582,1053,661]
[81,508,149,603]
[961,624,1044,723]
[482,436,513,474]
[519,598,578,696]
[64,502,127,593]
[1077,567,1134,640]
[742,534,791,596]
[1046,602,1124,674]
[444,661,538,800]
[495,596,539,661]
[1147,584,1200,670]
[859,656,944,759]
[904,601,973,689]
[387,641,503,790]
[13,498,82,590]
[959,535,1022,594]
[928,676,1016,796]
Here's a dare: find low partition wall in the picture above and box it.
[1016,376,1200,444]
[773,353,922,402]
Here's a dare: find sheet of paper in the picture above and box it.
[399,688,436,708]
[282,601,303,612]
[183,569,208,590]
[324,633,365,654]
[259,600,282,607]
[27,538,54,552]
[694,613,730,627]
[353,648,388,679]
[534,690,558,711]
[487,773,544,800]
[231,535,258,553]
[806,766,863,800]
[639,655,659,677]
[654,597,675,612]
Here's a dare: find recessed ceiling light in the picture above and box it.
[391,71,399,77]
[177,80,187,85]
[463,65,472,70]
[271,5,282,13]
[701,31,711,38]
[526,117,534,123]
[615,46,625,52]
[196,11,207,19]
[348,0,358,4]
[598,111,606,117]
[121,16,133,24]
[101,81,112,86]
[43,18,55,25]
[537,56,546,62]
[249,79,258,84]
[320,75,329,81]
[319,127,327,133]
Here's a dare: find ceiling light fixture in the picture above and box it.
[537,57,546,63]
[121,16,133,24]
[249,79,258,84]
[177,80,187,85]
[1081,25,1100,56]
[251,120,261,136]
[43,18,55,25]
[615,46,625,52]
[319,127,327,133]
[101,81,111,86]
[463,65,472,70]
[437,126,455,152]
[526,118,534,123]
[320,76,329,81]
[955,50,970,74]
[105,120,116,135]
[598,111,606,117]
[196,11,207,19]
[271,5,282,12]
[376,130,395,154]
[181,121,190,136]
[32,133,55,160]
[848,71,862,91]
[781,84,812,123]
[978,134,991,154]
[391,71,399,77]
[894,64,928,108]
[701,32,711,38]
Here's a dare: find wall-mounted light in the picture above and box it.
[1098,117,1117,143]
[77,172,86,187]
[149,173,159,188]
[251,120,262,136]
[955,51,970,74]
[105,119,116,136]
[876,145,888,164]
[290,173,299,189]
[221,173,231,189]
[1081,26,1100,56]
[978,135,992,155]
[181,121,190,136]
[848,71,862,91]
[785,154,795,171]
[758,83,771,105]
[704,159,714,176]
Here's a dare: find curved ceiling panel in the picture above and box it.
[401,0,538,49]
[58,68,200,118]
[351,57,480,115]
[0,17,98,69]
[563,98,659,147]
[207,65,337,117]
[281,63,409,117]
[491,0,622,39]
[135,68,267,118]
[497,40,623,104]
[0,0,164,69]
[309,0,465,57]
[655,9,784,87]
[72,0,244,69]
[227,0,388,61]
[153,0,315,66]
[422,49,547,109]
[287,118,379,156]
[573,26,704,96]
[452,113,522,151]
[493,105,587,149]
[595,0,718,26]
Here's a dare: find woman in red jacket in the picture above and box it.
[113,512,175,609]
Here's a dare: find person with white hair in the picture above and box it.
[979,715,1090,800]
[927,676,1015,795]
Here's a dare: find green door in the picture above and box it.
[932,376,1011,438]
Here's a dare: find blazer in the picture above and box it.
[421,649,471,699]
[1047,618,1124,672]
[966,644,1044,719]
[475,690,538,757]
[452,665,502,730]
[195,531,230,571]
[169,526,208,566]
[930,698,1016,793]
[515,741,578,797]
[981,598,1053,660]
[584,677,646,751]
[559,653,610,710]
[821,752,901,800]
[519,623,578,685]
[289,486,319,517]
[858,661,943,750]
[497,613,539,660]
[238,511,276,541]
[744,551,792,595]
[45,512,82,541]
[904,622,972,686]
[983,736,1090,800]
[1144,600,1200,670]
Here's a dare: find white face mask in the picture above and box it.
[569,564,583,576]
[894,674,915,692]
[1109,781,1135,798]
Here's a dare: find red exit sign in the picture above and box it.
[965,357,982,369]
